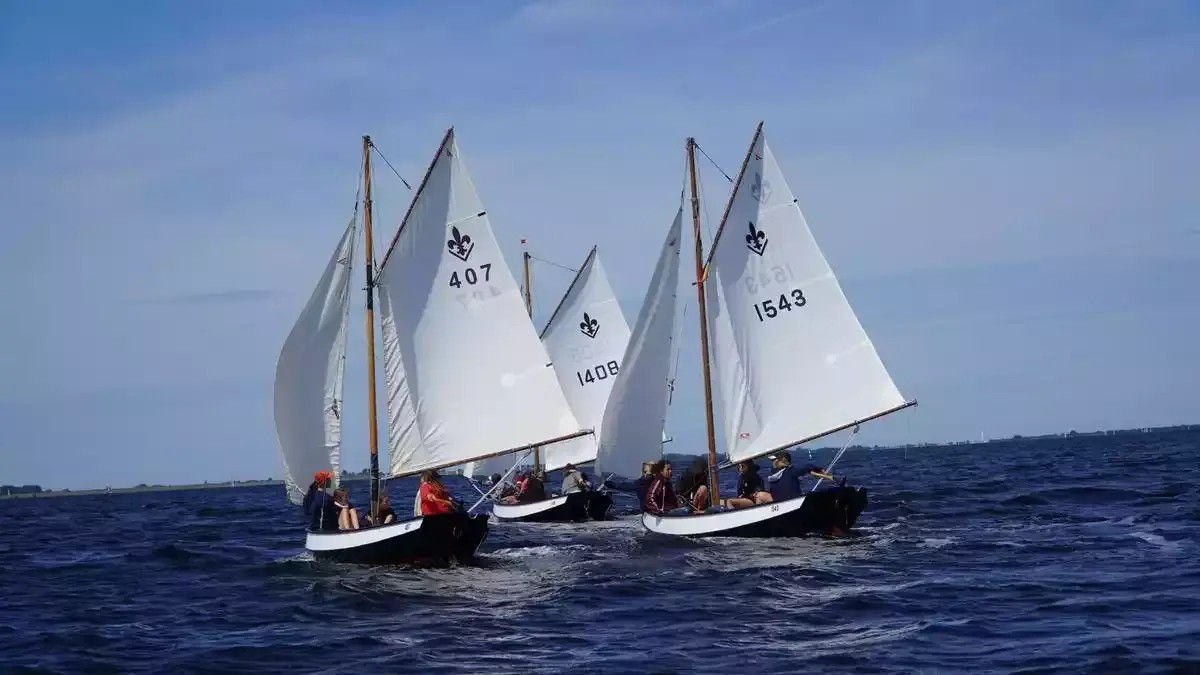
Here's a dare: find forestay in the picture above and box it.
[538,249,624,471]
[273,216,356,504]
[375,129,587,477]
[594,208,684,480]
[706,126,907,464]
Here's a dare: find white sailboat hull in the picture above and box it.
[640,486,867,538]
[490,491,614,522]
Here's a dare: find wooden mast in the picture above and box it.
[686,138,721,506]
[361,135,382,523]
[522,242,541,473]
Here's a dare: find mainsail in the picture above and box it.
[375,129,589,477]
[705,125,908,464]
[594,208,684,480]
[538,248,624,471]
[273,216,357,504]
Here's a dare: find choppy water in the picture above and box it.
[2,430,1198,674]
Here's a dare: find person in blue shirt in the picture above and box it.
[764,452,825,502]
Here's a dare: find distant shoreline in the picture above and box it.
[0,480,284,500]
[5,424,1196,499]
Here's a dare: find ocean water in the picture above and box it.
[2,430,1198,674]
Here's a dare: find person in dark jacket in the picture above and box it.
[765,452,825,502]
[724,460,773,509]
[675,458,710,513]
[634,462,655,511]
[302,471,340,531]
[519,470,548,503]
[642,460,684,515]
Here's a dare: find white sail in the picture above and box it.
[376,129,589,477]
[594,207,684,479]
[273,216,356,504]
[538,249,623,471]
[706,126,907,464]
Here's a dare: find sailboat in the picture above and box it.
[487,246,625,522]
[608,123,916,538]
[273,129,593,564]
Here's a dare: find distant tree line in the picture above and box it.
[2,484,43,495]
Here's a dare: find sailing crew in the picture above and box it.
[635,462,655,510]
[675,458,710,513]
[417,470,456,516]
[303,470,340,531]
[725,460,773,509]
[367,495,396,526]
[643,460,685,515]
[499,472,526,504]
[521,470,548,503]
[765,452,824,502]
[561,464,589,494]
[332,487,360,530]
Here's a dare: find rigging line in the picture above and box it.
[367,142,413,191]
[694,142,733,183]
[528,254,578,273]
[809,425,860,493]
[696,158,717,243]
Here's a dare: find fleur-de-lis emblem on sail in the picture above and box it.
[447,226,474,261]
[328,399,341,420]
[750,171,771,203]
[579,312,599,339]
[745,221,768,256]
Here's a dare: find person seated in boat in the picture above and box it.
[675,458,711,513]
[635,462,655,511]
[498,472,525,504]
[578,472,594,492]
[561,464,590,494]
[367,495,396,526]
[303,470,340,531]
[332,487,360,530]
[519,470,548,503]
[724,460,774,509]
[643,460,689,515]
[417,470,457,516]
[765,452,825,502]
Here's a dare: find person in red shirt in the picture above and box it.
[417,470,456,516]
[642,460,683,515]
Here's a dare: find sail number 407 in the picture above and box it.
[577,360,619,386]
[753,289,807,322]
[448,264,492,288]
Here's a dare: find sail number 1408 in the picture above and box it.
[753,289,807,322]
[577,360,619,386]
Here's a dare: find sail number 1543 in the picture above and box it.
[577,360,619,386]
[753,289,807,322]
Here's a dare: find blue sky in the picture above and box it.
[1,0,1197,490]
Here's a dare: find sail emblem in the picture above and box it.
[579,312,600,339]
[750,171,772,203]
[745,221,768,256]
[446,226,474,261]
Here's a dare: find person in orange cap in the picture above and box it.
[302,470,339,531]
